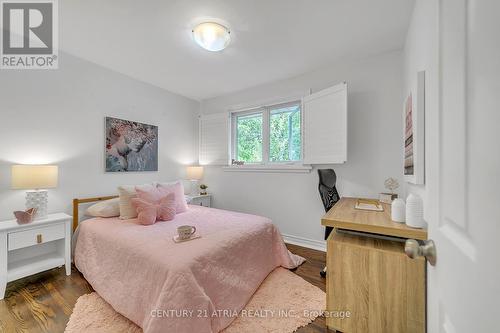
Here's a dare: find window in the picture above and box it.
[236,112,263,163]
[232,101,302,164]
[269,104,301,162]
[200,83,346,168]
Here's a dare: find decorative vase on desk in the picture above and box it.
[406,193,424,228]
[391,198,406,223]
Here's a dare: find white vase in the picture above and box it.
[406,193,424,228]
[391,198,406,223]
[26,190,48,219]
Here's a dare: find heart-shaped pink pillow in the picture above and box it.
[131,193,176,225]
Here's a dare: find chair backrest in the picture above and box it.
[318,169,341,240]
[318,169,340,212]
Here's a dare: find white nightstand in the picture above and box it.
[186,194,211,208]
[0,213,72,300]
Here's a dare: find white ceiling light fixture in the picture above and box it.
[192,22,231,52]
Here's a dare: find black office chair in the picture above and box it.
[318,169,340,277]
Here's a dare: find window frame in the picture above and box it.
[230,100,303,166]
[232,108,265,164]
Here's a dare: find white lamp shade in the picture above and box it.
[186,166,204,180]
[11,165,58,189]
[192,22,231,52]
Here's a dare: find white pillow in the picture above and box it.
[85,198,120,218]
[118,183,156,219]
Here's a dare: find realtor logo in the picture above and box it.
[1,0,58,69]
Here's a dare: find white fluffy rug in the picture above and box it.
[65,268,325,333]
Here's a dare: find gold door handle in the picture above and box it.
[37,234,43,244]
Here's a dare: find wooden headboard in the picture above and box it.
[72,196,118,231]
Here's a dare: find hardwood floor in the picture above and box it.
[0,244,330,333]
[0,266,92,333]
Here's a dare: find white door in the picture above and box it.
[426,1,500,332]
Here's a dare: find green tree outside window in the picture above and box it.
[237,113,263,162]
[234,102,301,163]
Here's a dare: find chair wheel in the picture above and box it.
[320,270,327,278]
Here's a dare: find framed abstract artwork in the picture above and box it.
[105,117,158,172]
[404,71,425,184]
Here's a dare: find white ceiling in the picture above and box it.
[61,0,415,100]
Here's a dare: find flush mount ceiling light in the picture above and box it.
[192,22,231,52]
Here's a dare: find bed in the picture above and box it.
[72,196,304,333]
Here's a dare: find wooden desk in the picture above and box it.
[322,197,427,240]
[323,197,426,333]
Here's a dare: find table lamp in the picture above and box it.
[186,166,203,195]
[11,165,58,219]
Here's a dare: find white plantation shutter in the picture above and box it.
[303,82,347,164]
[199,113,230,165]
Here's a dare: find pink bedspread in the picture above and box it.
[74,205,304,333]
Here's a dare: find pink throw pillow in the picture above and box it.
[157,181,188,213]
[131,193,176,225]
[135,185,170,203]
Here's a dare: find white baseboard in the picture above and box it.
[282,234,326,252]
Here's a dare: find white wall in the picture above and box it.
[0,52,199,220]
[200,50,405,248]
[403,0,438,225]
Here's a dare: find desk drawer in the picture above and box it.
[8,223,65,251]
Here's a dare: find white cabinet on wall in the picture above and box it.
[199,113,229,165]
[302,82,347,164]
